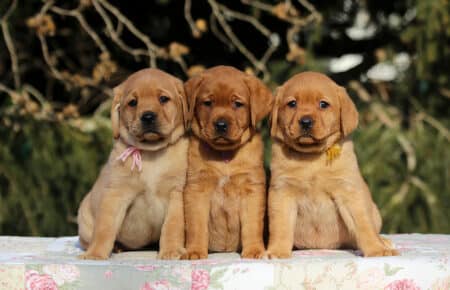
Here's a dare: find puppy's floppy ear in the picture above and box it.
[338,86,359,137]
[184,74,204,123]
[111,84,123,139]
[270,86,282,137]
[173,78,189,129]
[244,75,274,128]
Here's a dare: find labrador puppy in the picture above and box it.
[77,68,188,260]
[267,72,398,258]
[182,66,273,259]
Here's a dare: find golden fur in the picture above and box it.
[267,72,398,258]
[77,68,188,260]
[182,66,273,259]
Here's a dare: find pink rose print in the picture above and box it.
[140,280,170,290]
[141,282,152,290]
[136,265,157,271]
[104,270,113,279]
[43,264,80,286]
[25,270,58,290]
[191,269,210,290]
[385,279,421,290]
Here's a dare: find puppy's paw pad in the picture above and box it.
[181,250,208,260]
[241,247,266,259]
[364,247,399,257]
[78,253,108,260]
[266,250,292,259]
[158,248,185,260]
[380,237,395,248]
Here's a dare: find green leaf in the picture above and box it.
[384,263,403,276]
[210,267,228,282]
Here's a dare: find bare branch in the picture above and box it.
[209,13,232,50]
[208,0,265,75]
[91,0,148,61]
[217,3,271,37]
[50,6,109,55]
[96,0,159,67]
[184,0,200,37]
[1,0,20,89]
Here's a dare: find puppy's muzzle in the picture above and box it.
[214,119,228,135]
[141,111,160,134]
[141,111,157,125]
[299,116,314,132]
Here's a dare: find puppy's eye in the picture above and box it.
[128,99,137,107]
[203,100,212,107]
[233,101,244,108]
[159,95,170,104]
[287,100,297,108]
[319,101,330,109]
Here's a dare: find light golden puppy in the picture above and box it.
[77,68,188,260]
[182,66,273,259]
[267,71,398,258]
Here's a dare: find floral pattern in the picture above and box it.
[384,279,421,290]
[0,234,447,290]
[0,265,25,290]
[191,269,209,290]
[140,280,171,290]
[42,264,80,286]
[26,270,58,290]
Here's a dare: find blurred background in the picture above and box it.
[0,0,448,236]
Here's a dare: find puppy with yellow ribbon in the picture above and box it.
[267,72,398,258]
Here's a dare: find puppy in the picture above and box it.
[77,68,188,260]
[267,72,398,258]
[182,66,273,259]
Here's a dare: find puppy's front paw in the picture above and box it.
[181,249,208,260]
[380,236,395,248]
[158,248,186,260]
[241,245,266,259]
[363,243,399,257]
[78,252,109,260]
[266,248,292,259]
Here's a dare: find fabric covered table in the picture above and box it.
[0,234,449,290]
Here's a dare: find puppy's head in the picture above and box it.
[271,72,358,153]
[111,68,188,151]
[185,66,273,151]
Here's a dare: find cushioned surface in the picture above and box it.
[0,234,449,289]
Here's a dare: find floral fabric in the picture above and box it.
[0,234,448,290]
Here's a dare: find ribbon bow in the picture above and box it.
[326,144,341,165]
[116,146,142,172]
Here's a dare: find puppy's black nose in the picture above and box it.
[300,116,314,130]
[215,119,228,134]
[141,111,157,124]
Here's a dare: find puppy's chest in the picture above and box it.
[139,166,166,195]
[289,166,333,194]
[208,173,242,251]
[139,154,185,198]
[282,164,340,210]
[210,172,241,204]
[288,165,343,224]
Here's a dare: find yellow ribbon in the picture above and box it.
[326,144,341,165]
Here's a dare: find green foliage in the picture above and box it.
[401,0,449,83]
[0,117,111,235]
[354,103,449,234]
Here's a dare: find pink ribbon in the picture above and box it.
[116,146,142,172]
